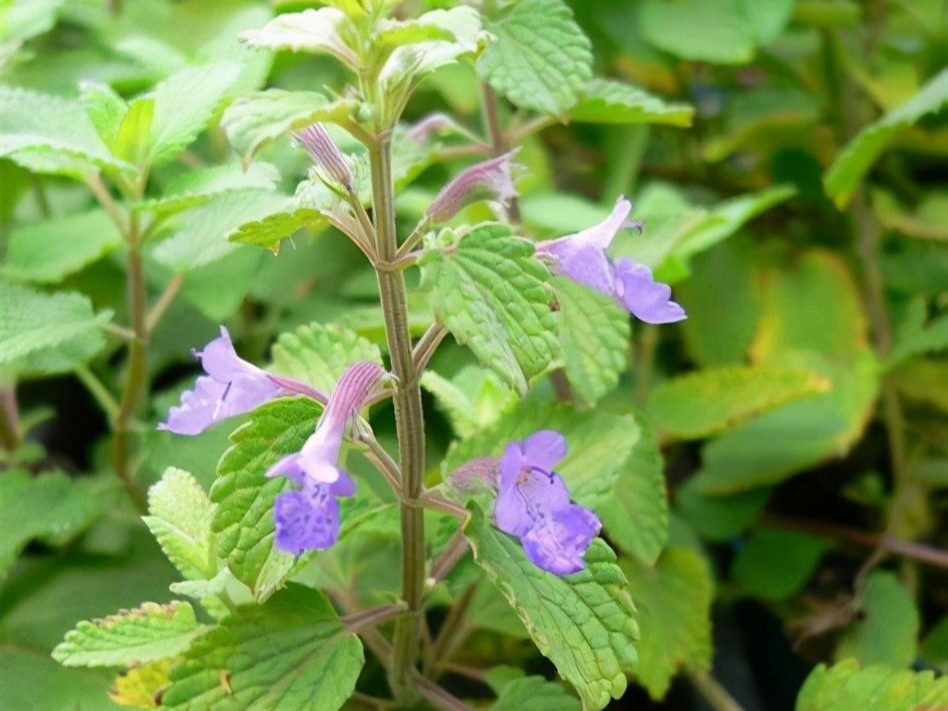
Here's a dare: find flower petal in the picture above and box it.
[614,258,687,324]
[521,429,568,471]
[520,504,601,576]
[272,484,341,554]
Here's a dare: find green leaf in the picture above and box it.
[110,658,173,709]
[836,571,919,668]
[553,277,629,405]
[163,585,364,711]
[152,191,288,270]
[621,547,713,700]
[210,397,322,600]
[142,468,216,581]
[465,503,638,711]
[80,81,128,149]
[597,416,668,567]
[221,89,355,164]
[825,68,948,208]
[238,7,359,68]
[52,602,205,668]
[0,0,63,43]
[0,647,123,711]
[0,85,128,173]
[421,365,516,438]
[731,528,827,601]
[492,675,581,711]
[0,469,106,580]
[887,300,948,370]
[146,62,242,167]
[420,224,559,394]
[477,0,592,115]
[269,321,382,394]
[796,659,948,711]
[570,79,694,127]
[0,281,110,367]
[675,479,771,541]
[647,365,831,440]
[226,180,337,253]
[444,399,639,510]
[136,163,280,216]
[3,208,123,284]
[872,188,948,241]
[113,97,155,168]
[639,0,755,64]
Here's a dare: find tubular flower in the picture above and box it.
[158,327,283,436]
[266,361,385,554]
[296,123,353,191]
[426,150,520,223]
[536,197,687,324]
[494,430,601,576]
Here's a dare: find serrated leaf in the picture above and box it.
[0,280,110,366]
[887,301,948,370]
[163,585,364,711]
[621,547,713,700]
[221,89,355,164]
[3,208,123,284]
[477,0,592,115]
[0,85,129,173]
[136,163,280,216]
[444,399,639,510]
[110,658,174,709]
[421,365,516,438]
[570,79,694,127]
[553,276,629,405]
[0,469,105,579]
[227,180,337,252]
[796,659,948,711]
[145,62,242,167]
[80,81,128,148]
[421,224,559,393]
[53,602,205,668]
[731,528,827,601]
[492,675,581,711]
[647,365,830,440]
[269,321,382,394]
[142,468,215,581]
[113,97,155,167]
[210,397,322,600]
[598,416,668,567]
[825,69,948,208]
[239,7,359,68]
[152,191,287,270]
[836,571,919,668]
[465,503,638,711]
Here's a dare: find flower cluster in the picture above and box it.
[537,197,686,324]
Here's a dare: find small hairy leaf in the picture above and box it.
[836,571,919,668]
[136,163,280,216]
[465,503,638,711]
[226,180,337,253]
[53,602,205,668]
[647,364,830,440]
[142,468,216,581]
[796,659,948,711]
[163,585,364,711]
[421,365,515,438]
[553,276,629,405]
[570,79,694,127]
[825,68,948,208]
[210,397,321,600]
[270,321,382,394]
[621,547,713,700]
[239,8,359,68]
[492,675,580,711]
[421,224,559,394]
[477,0,592,115]
[3,208,122,283]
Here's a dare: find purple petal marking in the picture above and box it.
[426,150,520,223]
[296,123,353,190]
[159,327,282,436]
[272,470,356,554]
[613,258,687,324]
[493,430,600,576]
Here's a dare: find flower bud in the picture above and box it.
[296,123,353,191]
[426,150,520,223]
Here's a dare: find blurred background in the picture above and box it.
[0,1,946,709]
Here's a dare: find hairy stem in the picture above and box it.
[76,366,120,421]
[368,135,427,699]
[0,385,19,451]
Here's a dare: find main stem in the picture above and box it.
[112,218,148,510]
[369,135,427,699]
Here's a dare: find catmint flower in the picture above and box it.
[158,327,283,436]
[296,123,353,191]
[494,430,601,576]
[266,361,385,554]
[536,197,687,324]
[426,150,520,223]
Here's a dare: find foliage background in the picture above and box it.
[0,0,947,710]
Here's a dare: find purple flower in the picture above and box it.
[426,150,520,223]
[494,430,601,576]
[296,123,352,191]
[159,327,283,436]
[536,197,686,324]
[266,361,385,554]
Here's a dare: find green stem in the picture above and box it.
[0,385,19,451]
[76,366,120,421]
[368,135,427,700]
[686,671,748,711]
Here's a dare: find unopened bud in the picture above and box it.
[426,150,520,223]
[296,123,353,191]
